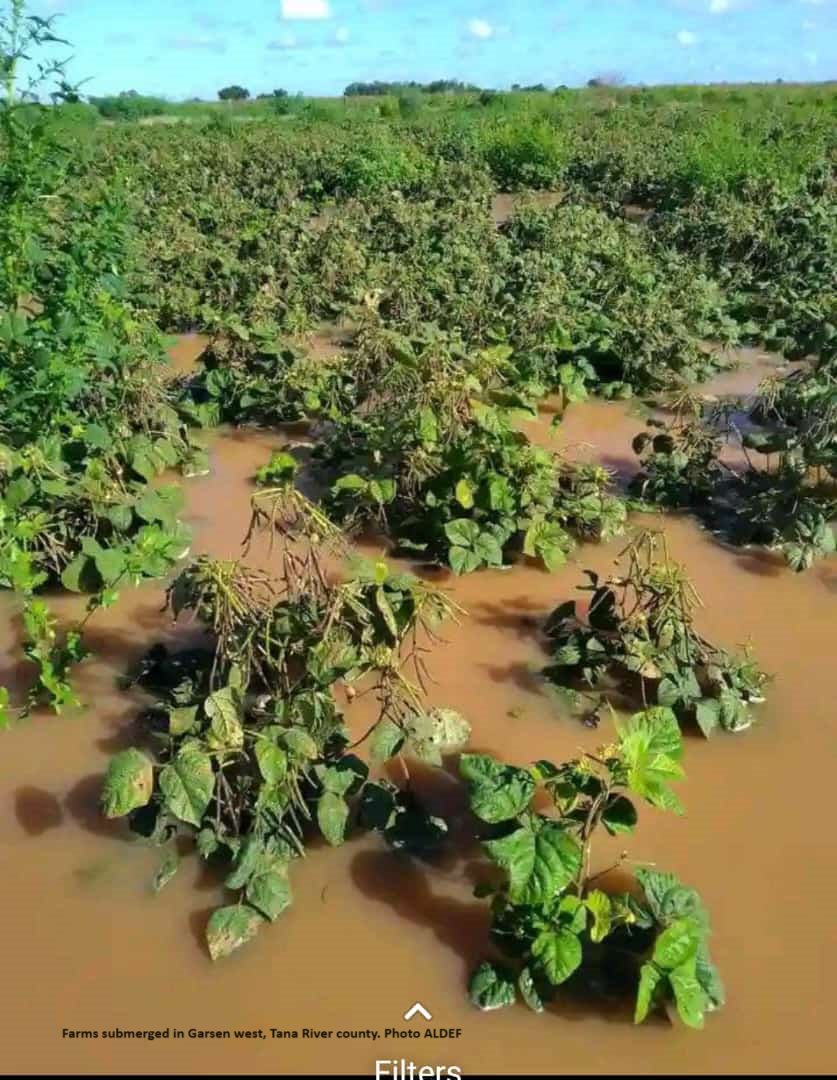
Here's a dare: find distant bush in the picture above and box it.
[90,92,166,121]
[218,85,250,101]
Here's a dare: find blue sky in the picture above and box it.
[32,0,837,100]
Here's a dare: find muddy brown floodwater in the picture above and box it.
[1,346,835,1075]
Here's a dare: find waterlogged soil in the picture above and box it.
[491,190,564,226]
[1,353,835,1075]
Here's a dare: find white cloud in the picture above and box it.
[805,50,819,66]
[268,33,299,49]
[169,33,227,54]
[280,0,331,19]
[467,18,494,40]
[709,0,730,12]
[334,26,350,43]
[676,29,699,45]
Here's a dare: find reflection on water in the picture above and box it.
[1,351,835,1074]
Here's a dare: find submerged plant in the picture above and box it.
[544,531,768,735]
[101,530,470,960]
[314,334,625,573]
[462,707,724,1029]
[629,369,836,572]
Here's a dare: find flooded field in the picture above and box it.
[2,345,835,1075]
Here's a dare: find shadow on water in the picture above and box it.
[14,785,64,835]
[350,848,490,979]
[188,905,218,959]
[481,660,547,696]
[469,596,548,640]
[64,773,127,841]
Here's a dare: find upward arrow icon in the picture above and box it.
[403,1002,432,1021]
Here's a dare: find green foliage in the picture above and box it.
[102,536,464,960]
[314,334,624,572]
[0,5,197,719]
[630,369,836,571]
[545,531,769,735]
[461,708,722,1028]
[89,93,166,122]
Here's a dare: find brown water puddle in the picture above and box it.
[1,389,835,1074]
[492,190,564,226]
[166,333,211,376]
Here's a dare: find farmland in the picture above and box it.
[1,1,836,1074]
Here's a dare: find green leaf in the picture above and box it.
[518,966,545,1013]
[585,890,612,943]
[225,836,264,889]
[474,530,504,567]
[255,741,287,785]
[60,554,96,594]
[282,727,319,760]
[484,827,535,897]
[459,753,535,823]
[634,962,665,1024]
[670,959,708,1029]
[94,547,126,586]
[0,686,11,731]
[333,473,368,493]
[449,545,479,575]
[653,918,702,971]
[522,825,582,904]
[485,822,581,904]
[617,706,684,813]
[418,407,438,446]
[159,744,214,828]
[206,904,264,961]
[101,748,154,818]
[445,518,480,548]
[696,941,726,1011]
[374,586,399,641]
[695,698,721,737]
[168,705,198,736]
[205,686,244,751]
[83,423,112,450]
[370,718,405,762]
[317,791,350,846]
[455,477,475,509]
[246,862,292,922]
[317,756,368,797]
[5,476,35,510]
[197,828,220,859]
[469,962,517,1011]
[153,851,179,892]
[532,927,583,985]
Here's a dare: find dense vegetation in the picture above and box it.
[1,0,834,1032]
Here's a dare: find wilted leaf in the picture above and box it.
[205,686,244,750]
[206,904,263,961]
[255,740,287,785]
[634,962,665,1024]
[317,791,349,846]
[469,962,516,1011]
[101,748,154,818]
[246,862,292,921]
[153,851,179,892]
